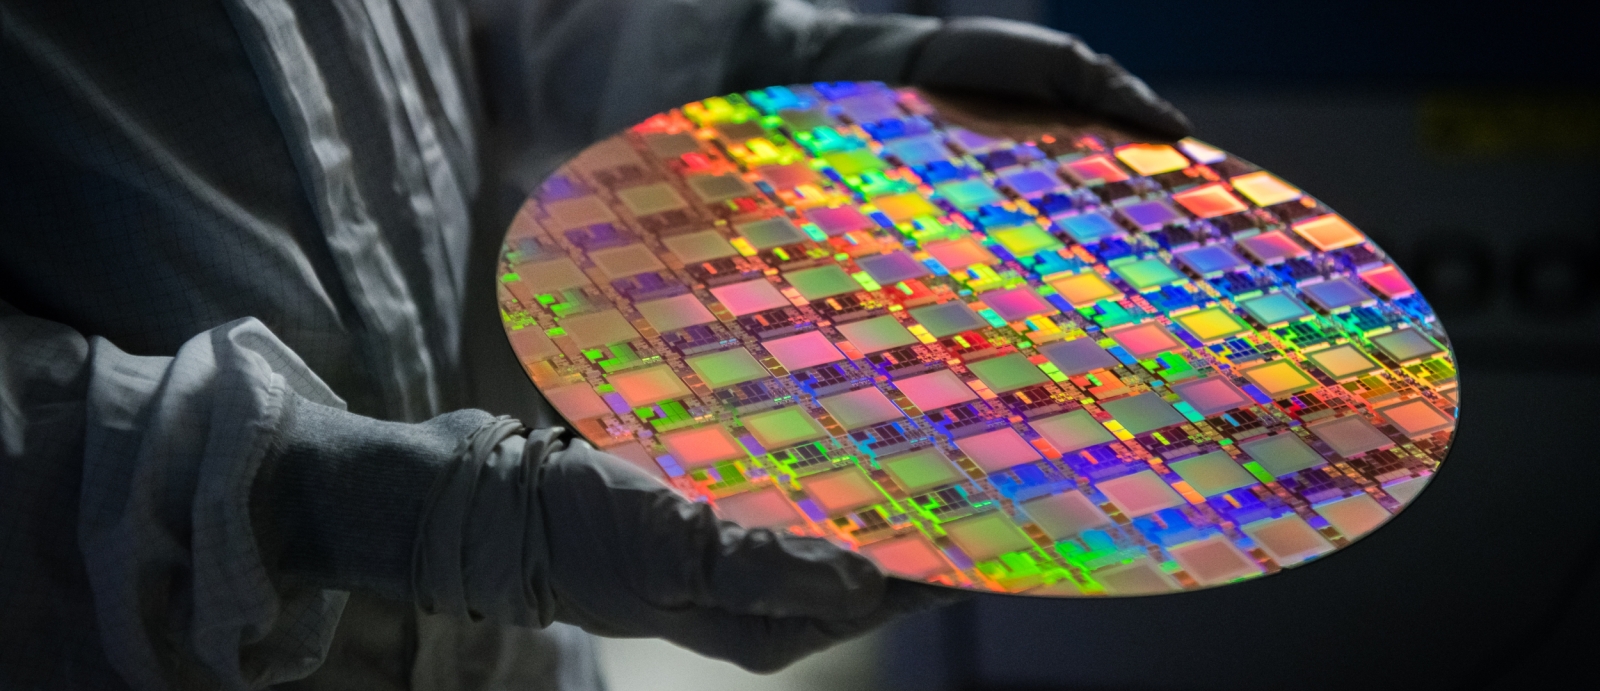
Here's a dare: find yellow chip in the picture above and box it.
[1230,171,1303,207]
[1175,307,1250,342]
[1049,272,1122,307]
[1113,143,1190,176]
[1241,360,1318,398]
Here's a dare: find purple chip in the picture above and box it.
[1118,200,1183,231]
[807,206,876,236]
[857,251,932,285]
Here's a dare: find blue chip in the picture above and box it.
[1175,245,1249,277]
[1059,212,1124,243]
[1301,277,1376,312]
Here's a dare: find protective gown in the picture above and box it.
[0,0,940,687]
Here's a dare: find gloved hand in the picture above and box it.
[903,16,1192,139]
[410,420,962,673]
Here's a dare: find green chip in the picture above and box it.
[735,217,808,249]
[968,353,1050,393]
[743,406,829,450]
[935,179,1004,209]
[1099,392,1186,435]
[1112,258,1183,291]
[685,348,768,389]
[1239,292,1311,326]
[1168,451,1257,497]
[942,512,1035,562]
[910,300,987,338]
[823,149,887,177]
[784,264,861,301]
[991,224,1063,258]
[882,448,964,494]
[1370,329,1444,363]
[1239,433,1327,476]
[836,314,918,353]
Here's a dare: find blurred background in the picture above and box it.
[597,1,1600,689]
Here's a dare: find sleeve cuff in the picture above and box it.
[253,394,495,600]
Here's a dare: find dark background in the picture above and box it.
[850,1,1600,689]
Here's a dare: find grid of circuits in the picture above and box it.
[497,82,1456,597]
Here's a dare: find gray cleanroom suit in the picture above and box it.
[0,0,1187,688]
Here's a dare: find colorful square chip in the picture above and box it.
[1378,398,1454,438]
[1094,557,1180,595]
[685,348,769,389]
[1114,143,1191,176]
[1000,168,1065,196]
[885,134,950,165]
[1107,322,1182,359]
[968,353,1051,393]
[762,330,845,371]
[1171,183,1249,218]
[686,172,756,203]
[1301,277,1376,312]
[1174,245,1248,277]
[1240,359,1317,398]
[955,427,1044,474]
[1306,344,1380,380]
[1058,213,1124,245]
[935,179,1004,209]
[519,257,592,294]
[757,161,818,189]
[860,534,953,579]
[924,237,1000,271]
[1174,307,1250,342]
[635,293,715,333]
[836,315,917,353]
[892,369,979,411]
[542,195,619,231]
[1029,409,1116,453]
[873,192,940,221]
[617,182,689,216]
[643,132,701,158]
[607,365,691,407]
[857,251,931,285]
[743,406,829,450]
[910,300,987,337]
[1100,393,1186,435]
[1313,493,1391,540]
[1170,376,1253,417]
[982,286,1057,322]
[735,216,808,249]
[589,244,666,280]
[823,149,887,176]
[662,425,747,469]
[943,512,1035,562]
[1370,328,1444,363]
[1230,171,1303,207]
[1111,258,1183,290]
[1360,264,1415,299]
[709,279,791,315]
[1049,271,1123,307]
[1292,214,1365,251]
[1236,230,1310,264]
[1095,470,1185,517]
[881,448,963,494]
[1309,415,1392,457]
[561,309,640,349]
[1239,292,1311,326]
[543,383,611,421]
[1118,199,1183,231]
[716,487,804,530]
[1039,338,1120,376]
[1241,514,1333,566]
[1061,154,1130,184]
[1239,433,1326,476]
[1169,451,1257,497]
[801,466,883,515]
[818,387,903,430]
[1169,535,1263,586]
[662,229,738,264]
[1020,490,1112,539]
[784,264,861,301]
[806,205,876,236]
[991,224,1063,257]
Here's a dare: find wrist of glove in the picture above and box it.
[411,419,962,672]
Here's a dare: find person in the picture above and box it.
[0,0,1189,688]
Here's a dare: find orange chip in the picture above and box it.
[1048,272,1122,307]
[1171,183,1249,218]
[1230,171,1303,207]
[1113,143,1190,176]
[1292,214,1365,251]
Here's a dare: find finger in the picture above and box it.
[1053,46,1192,139]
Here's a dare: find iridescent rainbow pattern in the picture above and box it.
[498,82,1456,596]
